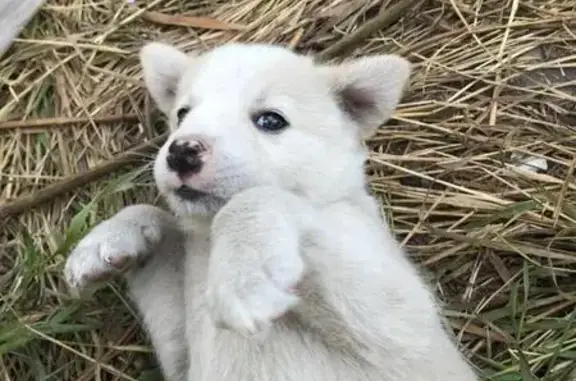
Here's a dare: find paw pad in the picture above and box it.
[103,253,133,269]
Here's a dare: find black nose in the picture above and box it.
[166,140,204,175]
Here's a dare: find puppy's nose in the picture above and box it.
[166,139,206,176]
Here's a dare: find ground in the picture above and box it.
[1,0,576,380]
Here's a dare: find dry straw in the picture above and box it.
[1,0,576,380]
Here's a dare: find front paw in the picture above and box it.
[64,206,163,293]
[206,247,304,337]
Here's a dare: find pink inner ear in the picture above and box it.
[337,84,377,123]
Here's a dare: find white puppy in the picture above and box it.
[64,42,479,381]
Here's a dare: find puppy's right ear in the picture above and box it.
[139,42,192,115]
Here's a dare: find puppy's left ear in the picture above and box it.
[321,55,411,139]
[139,42,193,115]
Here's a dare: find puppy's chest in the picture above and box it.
[183,229,211,295]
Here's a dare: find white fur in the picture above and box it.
[0,0,45,57]
[64,42,479,381]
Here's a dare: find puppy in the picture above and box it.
[65,42,479,381]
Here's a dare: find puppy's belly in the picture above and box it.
[183,237,376,381]
[187,313,376,381]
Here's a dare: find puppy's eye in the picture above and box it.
[252,111,289,132]
[176,107,190,124]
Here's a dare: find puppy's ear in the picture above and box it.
[139,42,193,115]
[321,55,411,139]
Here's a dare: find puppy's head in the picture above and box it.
[139,42,411,216]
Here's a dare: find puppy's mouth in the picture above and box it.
[174,185,209,201]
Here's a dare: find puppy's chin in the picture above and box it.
[164,191,227,218]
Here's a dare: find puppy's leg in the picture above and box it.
[125,236,188,381]
[206,186,307,336]
[64,204,188,381]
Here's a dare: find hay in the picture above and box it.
[1,0,575,379]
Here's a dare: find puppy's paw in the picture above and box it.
[207,252,304,337]
[64,217,161,293]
